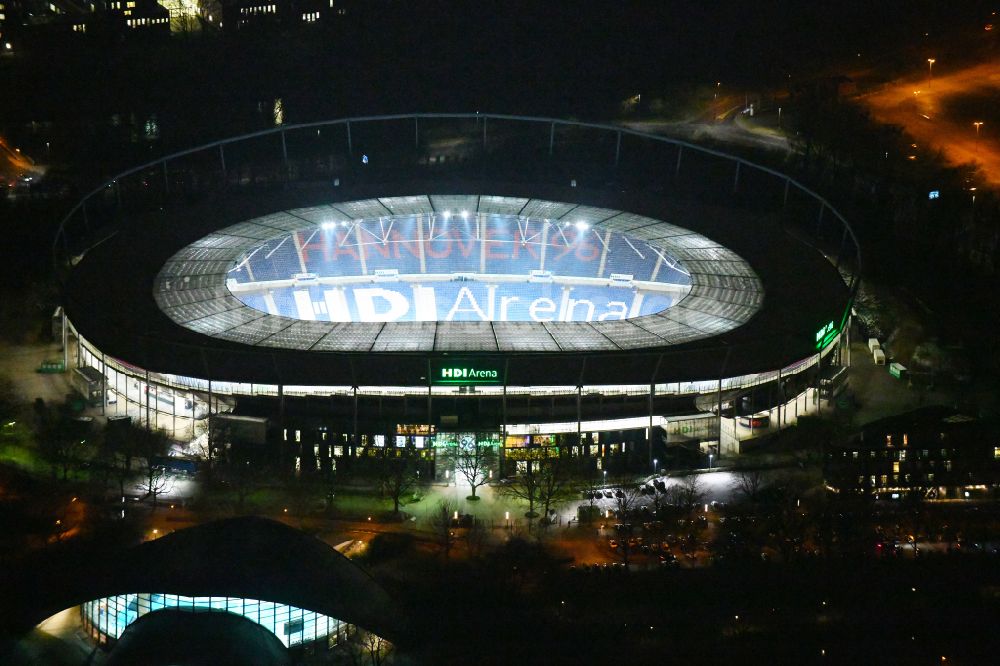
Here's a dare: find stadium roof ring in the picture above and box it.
[155,196,763,353]
[56,114,859,390]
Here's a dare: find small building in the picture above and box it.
[824,406,1000,499]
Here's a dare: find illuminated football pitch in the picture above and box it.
[155,195,762,352]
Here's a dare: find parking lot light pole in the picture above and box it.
[709,454,714,472]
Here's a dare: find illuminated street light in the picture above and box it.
[927,58,936,79]
[974,121,984,156]
[708,453,714,471]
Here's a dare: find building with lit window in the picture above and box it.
[825,406,1000,499]
[12,518,402,657]
[55,114,859,476]
[106,0,170,31]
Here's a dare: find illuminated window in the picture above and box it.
[333,446,343,457]
[295,430,301,442]
[927,473,935,482]
[899,451,907,461]
[283,428,288,441]
[880,474,888,486]
[944,460,952,472]
[892,462,900,473]
[902,433,908,446]
[886,435,892,447]
[852,451,859,460]
[994,447,1000,459]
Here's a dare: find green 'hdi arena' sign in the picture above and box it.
[430,359,504,385]
[815,320,838,350]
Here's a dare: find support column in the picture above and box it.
[207,379,214,464]
[501,381,508,477]
[219,145,227,179]
[549,122,555,156]
[576,385,582,450]
[101,351,107,417]
[279,384,285,422]
[733,162,741,193]
[61,308,68,370]
[777,367,783,427]
[675,146,683,177]
[717,377,723,458]
[614,131,622,166]
[346,121,352,155]
[352,386,359,455]
[648,383,655,467]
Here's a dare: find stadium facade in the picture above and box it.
[56,114,859,475]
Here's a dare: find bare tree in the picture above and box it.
[452,438,497,500]
[97,419,139,502]
[733,468,767,505]
[377,447,420,517]
[466,517,490,558]
[136,427,172,511]
[137,465,174,512]
[536,457,578,528]
[224,448,262,514]
[610,478,645,565]
[498,458,544,519]
[347,629,394,666]
[670,474,704,512]
[429,499,457,558]
[35,404,90,482]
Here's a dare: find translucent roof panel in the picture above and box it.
[330,199,392,219]
[378,195,433,216]
[477,196,530,216]
[370,322,436,352]
[493,321,561,352]
[435,322,498,351]
[429,195,480,214]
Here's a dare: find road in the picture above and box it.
[860,60,1000,186]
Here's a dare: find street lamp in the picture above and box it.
[927,58,936,79]
[974,121,984,156]
[708,453,714,471]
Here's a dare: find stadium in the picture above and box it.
[56,114,859,475]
